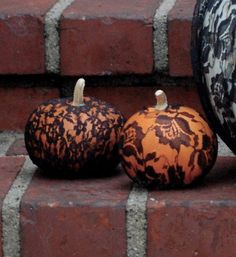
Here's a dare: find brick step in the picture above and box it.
[0,80,201,131]
[0,133,235,257]
[0,0,194,77]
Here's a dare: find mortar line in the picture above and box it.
[45,0,75,73]
[2,157,37,257]
[126,184,149,257]
[153,0,177,72]
[0,133,18,157]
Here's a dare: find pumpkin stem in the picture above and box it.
[155,90,168,111]
[72,78,85,106]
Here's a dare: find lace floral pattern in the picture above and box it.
[25,96,125,175]
[119,105,217,188]
[192,0,236,153]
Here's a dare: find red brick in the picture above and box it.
[0,156,25,197]
[0,84,203,131]
[60,0,162,76]
[168,0,195,77]
[147,157,236,257]
[0,0,57,74]
[21,171,130,257]
[85,85,203,119]
[0,87,60,131]
[0,156,26,257]
[6,138,27,156]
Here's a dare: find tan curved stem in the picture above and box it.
[72,78,85,106]
[155,90,168,111]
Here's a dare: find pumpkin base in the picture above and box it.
[32,160,121,179]
[28,152,121,179]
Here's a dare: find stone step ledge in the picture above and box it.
[0,0,194,77]
[0,133,235,257]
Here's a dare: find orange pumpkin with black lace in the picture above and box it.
[25,78,125,175]
[119,90,218,189]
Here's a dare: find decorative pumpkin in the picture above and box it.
[192,0,236,154]
[25,78,125,175]
[119,90,218,189]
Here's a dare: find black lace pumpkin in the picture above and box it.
[25,79,125,176]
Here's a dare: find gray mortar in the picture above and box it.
[0,134,233,257]
[126,184,148,257]
[0,132,21,157]
[45,0,75,73]
[153,0,177,72]
[217,136,234,157]
[125,141,233,257]
[2,157,36,257]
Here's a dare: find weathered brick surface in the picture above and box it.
[0,0,57,74]
[0,157,25,196]
[147,157,236,257]
[0,156,25,257]
[0,84,202,131]
[71,85,203,119]
[168,0,195,77]
[60,0,162,75]
[6,138,27,156]
[0,87,59,131]
[0,140,235,257]
[0,0,197,76]
[21,170,130,257]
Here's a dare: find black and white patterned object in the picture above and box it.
[192,0,236,154]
